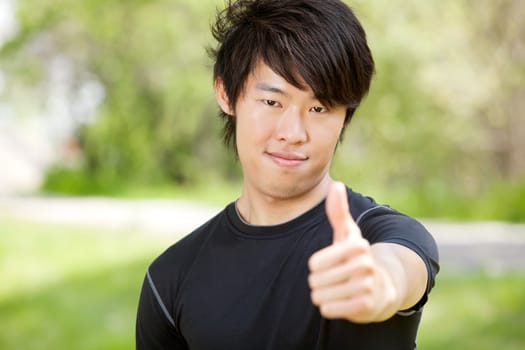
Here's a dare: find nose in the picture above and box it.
[274,107,308,144]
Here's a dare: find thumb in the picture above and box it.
[326,181,360,243]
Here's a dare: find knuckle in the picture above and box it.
[308,274,323,288]
[342,279,353,292]
[341,260,354,275]
[355,239,370,253]
[361,276,375,294]
[358,298,374,314]
[361,258,375,274]
[307,256,318,271]
[307,275,315,288]
[310,291,320,305]
[320,304,332,318]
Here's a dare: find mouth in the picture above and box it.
[265,151,308,168]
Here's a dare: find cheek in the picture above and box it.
[236,112,273,144]
[235,117,263,160]
[310,120,344,148]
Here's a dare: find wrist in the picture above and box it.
[372,265,402,322]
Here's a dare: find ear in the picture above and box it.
[214,78,234,115]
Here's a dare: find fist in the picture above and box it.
[307,182,396,323]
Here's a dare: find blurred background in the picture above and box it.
[0,0,524,349]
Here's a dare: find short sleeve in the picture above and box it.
[136,270,187,350]
[358,207,440,310]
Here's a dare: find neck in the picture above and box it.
[236,175,334,226]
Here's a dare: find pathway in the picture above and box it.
[1,196,524,272]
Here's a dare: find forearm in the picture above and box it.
[370,242,428,320]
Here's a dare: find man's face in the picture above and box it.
[216,61,347,201]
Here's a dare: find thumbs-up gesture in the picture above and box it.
[308,182,398,323]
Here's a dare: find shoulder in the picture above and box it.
[148,206,228,285]
[345,186,431,245]
[136,206,230,342]
[346,187,383,224]
[346,186,440,291]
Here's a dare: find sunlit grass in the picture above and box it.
[1,216,524,349]
[116,180,241,206]
[0,215,178,350]
[418,271,525,350]
[0,216,178,300]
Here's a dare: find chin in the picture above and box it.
[262,181,312,200]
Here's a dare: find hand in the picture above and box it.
[307,182,398,323]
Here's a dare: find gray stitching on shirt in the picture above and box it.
[355,205,393,225]
[147,268,176,328]
[396,309,418,316]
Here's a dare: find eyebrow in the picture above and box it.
[255,82,317,100]
[255,82,288,96]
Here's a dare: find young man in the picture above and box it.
[136,0,439,349]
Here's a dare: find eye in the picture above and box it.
[310,106,328,113]
[263,99,280,107]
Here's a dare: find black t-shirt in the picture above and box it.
[136,187,439,350]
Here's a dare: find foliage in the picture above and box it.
[335,0,525,206]
[42,165,241,204]
[1,0,524,220]
[2,0,235,188]
[1,217,524,349]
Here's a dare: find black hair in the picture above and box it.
[209,0,375,149]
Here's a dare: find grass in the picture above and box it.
[0,215,178,350]
[418,272,525,350]
[115,181,241,205]
[1,215,524,349]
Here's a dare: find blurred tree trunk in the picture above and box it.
[474,0,525,180]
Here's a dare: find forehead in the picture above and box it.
[246,60,314,96]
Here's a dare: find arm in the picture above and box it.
[308,182,429,323]
[370,242,428,318]
[136,270,187,349]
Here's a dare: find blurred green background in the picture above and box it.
[2,215,525,350]
[1,0,524,349]
[1,0,524,220]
